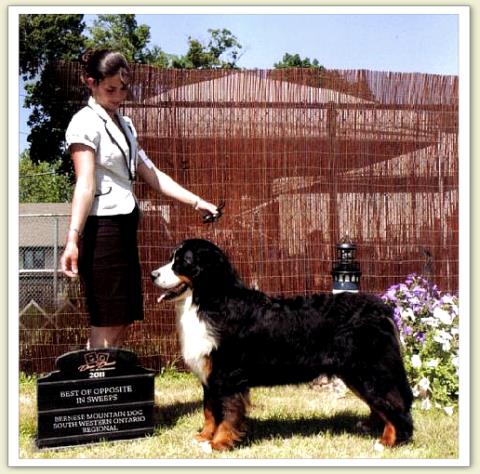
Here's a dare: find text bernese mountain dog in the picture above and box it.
[151,239,413,452]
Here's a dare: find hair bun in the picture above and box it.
[79,48,96,66]
[78,48,130,86]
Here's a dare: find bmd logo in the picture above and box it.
[78,351,116,373]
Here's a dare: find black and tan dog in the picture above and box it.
[151,239,413,452]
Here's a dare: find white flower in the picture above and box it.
[418,377,430,393]
[441,295,454,305]
[434,306,453,325]
[411,354,422,368]
[437,330,452,340]
[402,307,415,321]
[421,316,439,328]
[444,406,454,416]
[426,359,439,368]
[413,377,430,400]
[434,330,452,352]
[421,398,432,410]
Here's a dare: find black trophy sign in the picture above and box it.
[36,348,156,448]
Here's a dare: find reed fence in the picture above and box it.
[19,65,458,374]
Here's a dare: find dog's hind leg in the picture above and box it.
[343,371,413,447]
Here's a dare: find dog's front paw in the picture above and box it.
[195,430,214,442]
[199,441,213,454]
[192,438,213,454]
[373,440,385,452]
[210,440,234,452]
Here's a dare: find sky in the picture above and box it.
[133,13,459,74]
[19,8,461,153]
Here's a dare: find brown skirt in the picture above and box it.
[79,206,143,327]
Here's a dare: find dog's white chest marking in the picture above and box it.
[176,294,217,385]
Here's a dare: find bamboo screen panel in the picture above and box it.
[19,64,458,373]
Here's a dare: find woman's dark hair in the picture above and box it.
[79,49,130,85]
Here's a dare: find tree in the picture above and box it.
[19,14,86,81]
[273,53,325,70]
[207,28,242,68]
[19,14,86,176]
[173,29,242,69]
[272,52,375,101]
[19,151,73,203]
[85,14,169,66]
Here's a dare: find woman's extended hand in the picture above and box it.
[195,199,223,223]
[61,241,80,278]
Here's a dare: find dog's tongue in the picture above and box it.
[156,283,188,303]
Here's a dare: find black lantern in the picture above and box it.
[331,237,362,293]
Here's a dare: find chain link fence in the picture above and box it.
[20,211,67,310]
[19,206,90,373]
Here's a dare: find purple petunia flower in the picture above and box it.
[381,273,459,410]
[415,332,426,343]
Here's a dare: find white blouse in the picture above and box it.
[65,96,142,216]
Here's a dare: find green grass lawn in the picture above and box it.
[18,370,459,461]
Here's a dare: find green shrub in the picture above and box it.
[382,274,459,413]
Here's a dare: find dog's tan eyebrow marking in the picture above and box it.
[178,275,192,286]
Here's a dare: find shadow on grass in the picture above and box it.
[154,400,380,443]
[246,410,379,445]
[153,400,202,428]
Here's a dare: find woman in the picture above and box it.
[60,49,220,349]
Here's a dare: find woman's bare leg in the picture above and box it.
[88,324,130,348]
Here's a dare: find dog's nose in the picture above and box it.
[151,270,159,281]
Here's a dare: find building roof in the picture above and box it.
[147,71,374,105]
[126,71,440,143]
[19,203,71,247]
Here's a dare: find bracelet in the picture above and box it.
[69,227,83,237]
[193,198,202,211]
